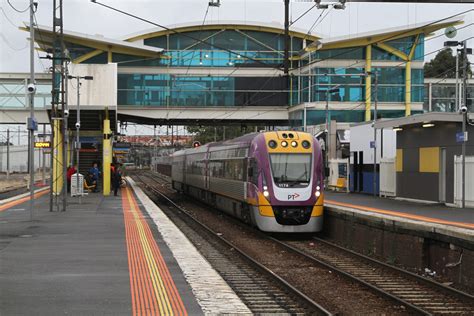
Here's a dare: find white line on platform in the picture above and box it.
[0,187,49,205]
[127,177,252,315]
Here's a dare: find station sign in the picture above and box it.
[34,141,51,149]
[456,132,468,143]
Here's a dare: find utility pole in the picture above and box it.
[283,0,290,76]
[372,73,378,197]
[28,0,37,221]
[6,129,10,179]
[76,76,81,204]
[42,124,46,185]
[67,74,94,203]
[455,51,459,111]
[461,41,467,208]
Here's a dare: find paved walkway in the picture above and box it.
[0,189,202,315]
[325,191,474,229]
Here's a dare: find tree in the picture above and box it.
[424,48,471,78]
[186,125,264,145]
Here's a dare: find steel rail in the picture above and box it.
[313,236,474,302]
[134,172,333,316]
[269,237,430,315]
[270,236,474,315]
[142,171,474,315]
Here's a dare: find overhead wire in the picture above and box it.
[0,7,20,28]
[292,8,474,73]
[183,3,210,76]
[6,0,32,13]
[224,6,470,115]
[32,11,48,71]
[305,22,474,78]
[91,0,285,71]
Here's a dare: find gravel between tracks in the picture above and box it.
[136,174,413,315]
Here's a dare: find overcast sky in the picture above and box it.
[1,0,473,139]
[1,0,473,73]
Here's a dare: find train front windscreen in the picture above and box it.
[269,153,312,187]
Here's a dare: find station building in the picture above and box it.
[18,17,462,127]
[0,18,465,195]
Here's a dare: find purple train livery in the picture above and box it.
[171,131,324,233]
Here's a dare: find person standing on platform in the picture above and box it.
[89,162,101,192]
[111,164,122,196]
[66,165,77,193]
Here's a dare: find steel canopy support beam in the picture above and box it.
[365,45,372,122]
[73,49,104,64]
[405,35,420,116]
[375,42,409,61]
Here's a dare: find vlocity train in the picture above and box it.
[171,131,324,233]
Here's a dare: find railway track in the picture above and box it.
[273,237,474,315]
[133,173,331,315]
[134,171,474,315]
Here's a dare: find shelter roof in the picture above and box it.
[123,20,323,42]
[20,23,163,59]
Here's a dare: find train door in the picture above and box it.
[439,147,446,203]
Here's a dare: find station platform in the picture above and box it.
[0,180,249,315]
[324,191,474,242]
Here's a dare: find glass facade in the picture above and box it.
[424,83,474,113]
[51,26,429,122]
[123,29,306,68]
[372,35,424,61]
[118,73,287,107]
[295,67,423,104]
[0,80,51,108]
[290,109,424,126]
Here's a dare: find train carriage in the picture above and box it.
[172,131,324,233]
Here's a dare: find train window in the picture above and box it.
[270,153,312,184]
[248,158,258,184]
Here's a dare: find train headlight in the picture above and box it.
[263,190,270,197]
[263,186,268,190]
[291,141,298,147]
[316,186,320,191]
[315,191,321,197]
[281,141,288,147]
[302,140,311,149]
[268,140,277,149]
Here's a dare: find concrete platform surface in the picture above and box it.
[0,189,203,315]
[325,191,474,230]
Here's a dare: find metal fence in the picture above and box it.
[0,145,50,173]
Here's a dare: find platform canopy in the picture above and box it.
[304,16,463,52]
[20,23,164,63]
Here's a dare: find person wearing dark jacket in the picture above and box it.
[111,164,122,196]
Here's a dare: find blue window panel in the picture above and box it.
[373,67,405,84]
[411,85,424,102]
[311,47,364,60]
[411,69,424,85]
[372,35,423,61]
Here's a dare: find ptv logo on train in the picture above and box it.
[287,193,300,200]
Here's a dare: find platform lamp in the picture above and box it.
[444,40,472,208]
[67,75,93,203]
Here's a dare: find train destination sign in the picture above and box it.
[34,141,51,148]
